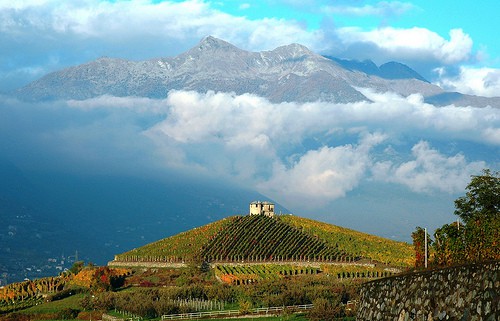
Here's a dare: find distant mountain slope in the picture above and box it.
[425,91,500,107]
[113,214,414,267]
[16,36,449,104]
[328,57,428,83]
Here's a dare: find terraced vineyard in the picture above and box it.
[213,263,396,285]
[115,217,236,262]
[279,216,414,267]
[113,214,413,268]
[214,264,322,285]
[202,215,350,262]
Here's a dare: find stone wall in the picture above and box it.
[108,261,187,268]
[357,260,499,321]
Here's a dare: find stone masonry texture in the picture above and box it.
[357,261,499,321]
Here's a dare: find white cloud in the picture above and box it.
[0,0,49,10]
[322,1,415,17]
[436,66,500,98]
[258,133,386,208]
[0,0,320,52]
[153,89,500,151]
[372,141,486,193]
[239,3,251,10]
[145,90,498,208]
[337,27,473,65]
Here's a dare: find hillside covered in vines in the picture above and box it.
[278,216,414,266]
[114,214,413,267]
[115,216,236,262]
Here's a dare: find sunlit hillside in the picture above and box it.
[114,214,414,267]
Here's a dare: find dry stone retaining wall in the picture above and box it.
[108,261,187,268]
[357,261,499,321]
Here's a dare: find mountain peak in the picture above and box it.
[195,35,239,51]
[272,43,314,58]
[379,61,428,82]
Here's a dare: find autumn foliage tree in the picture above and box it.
[411,226,430,268]
[433,221,465,266]
[71,266,129,291]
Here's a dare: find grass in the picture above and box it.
[20,293,85,314]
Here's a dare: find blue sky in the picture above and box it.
[218,0,499,60]
[0,1,499,240]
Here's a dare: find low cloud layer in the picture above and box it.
[436,66,500,98]
[145,90,498,210]
[1,90,497,237]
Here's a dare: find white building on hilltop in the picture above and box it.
[249,201,275,217]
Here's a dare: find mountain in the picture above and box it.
[425,91,500,107]
[112,213,414,267]
[16,35,452,105]
[328,57,429,83]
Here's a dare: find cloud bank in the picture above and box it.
[336,27,473,65]
[1,89,497,238]
[143,90,497,211]
[436,66,500,98]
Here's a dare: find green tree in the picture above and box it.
[454,169,499,224]
[69,261,85,275]
[454,169,499,261]
[433,221,465,266]
[430,169,499,266]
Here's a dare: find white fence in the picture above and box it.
[161,304,313,320]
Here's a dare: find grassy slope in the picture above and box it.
[279,215,414,267]
[115,217,236,261]
[20,293,85,314]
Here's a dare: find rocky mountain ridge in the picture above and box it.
[14,36,500,107]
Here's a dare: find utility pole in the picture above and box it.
[424,228,428,268]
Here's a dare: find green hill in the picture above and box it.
[114,214,414,267]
